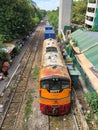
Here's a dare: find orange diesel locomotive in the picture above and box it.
[38,38,72,115]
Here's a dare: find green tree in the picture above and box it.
[47,8,59,34]
[72,0,87,24]
[0,0,44,42]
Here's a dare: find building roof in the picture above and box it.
[0,40,16,54]
[70,29,98,93]
[0,44,15,54]
[76,53,98,93]
[70,29,98,69]
[70,29,98,51]
[84,45,98,69]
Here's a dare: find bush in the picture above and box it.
[84,92,98,114]
[0,51,10,62]
[13,46,20,55]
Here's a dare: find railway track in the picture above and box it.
[33,88,89,130]
[47,88,89,130]
[48,114,77,130]
[0,24,44,130]
[0,22,89,130]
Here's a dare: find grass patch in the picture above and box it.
[29,88,35,93]
[32,65,39,79]
[24,88,35,120]
[33,65,39,76]
[23,89,35,130]
[25,95,33,120]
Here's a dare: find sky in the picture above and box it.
[33,0,59,11]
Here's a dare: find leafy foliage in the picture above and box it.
[0,50,10,62]
[72,0,87,24]
[0,0,45,42]
[88,28,98,32]
[85,111,92,121]
[33,65,39,77]
[47,9,59,34]
[84,92,98,114]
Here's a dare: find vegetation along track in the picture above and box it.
[0,24,44,130]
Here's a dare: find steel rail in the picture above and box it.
[0,27,43,130]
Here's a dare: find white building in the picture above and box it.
[85,0,98,29]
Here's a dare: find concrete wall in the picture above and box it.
[59,0,73,33]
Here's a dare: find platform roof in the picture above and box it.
[0,40,16,54]
[84,44,98,69]
[70,29,98,51]
[70,29,98,93]
[70,29,98,69]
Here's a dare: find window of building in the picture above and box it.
[89,0,96,3]
[88,7,95,13]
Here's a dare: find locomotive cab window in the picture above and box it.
[41,79,70,92]
[61,80,70,89]
[50,79,61,91]
[41,81,49,89]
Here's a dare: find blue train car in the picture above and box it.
[45,25,53,30]
[44,30,56,39]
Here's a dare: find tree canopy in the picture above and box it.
[0,0,46,42]
[47,8,59,34]
[72,0,87,24]
[0,0,87,42]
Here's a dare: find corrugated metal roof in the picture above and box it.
[70,29,98,69]
[84,45,98,69]
[86,31,98,39]
[70,29,98,50]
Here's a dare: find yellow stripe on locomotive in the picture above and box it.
[39,38,72,115]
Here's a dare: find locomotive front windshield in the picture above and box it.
[41,78,70,92]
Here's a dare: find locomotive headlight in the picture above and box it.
[52,78,58,81]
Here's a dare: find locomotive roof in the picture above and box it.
[45,25,53,29]
[42,38,63,67]
[43,52,63,67]
[43,38,59,50]
[44,30,55,34]
[40,38,70,80]
[40,66,70,80]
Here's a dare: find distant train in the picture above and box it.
[44,25,56,39]
[38,38,72,115]
[45,25,53,30]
